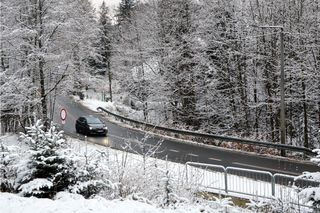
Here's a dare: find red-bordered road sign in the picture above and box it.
[60,108,67,121]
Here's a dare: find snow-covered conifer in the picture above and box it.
[298,149,320,208]
[69,149,115,199]
[15,120,114,199]
[15,120,74,198]
[0,138,21,192]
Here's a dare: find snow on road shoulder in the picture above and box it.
[77,94,144,121]
[79,97,116,113]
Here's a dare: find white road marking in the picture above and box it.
[187,153,198,157]
[208,157,222,162]
[169,149,179,153]
[232,162,298,175]
[232,162,268,171]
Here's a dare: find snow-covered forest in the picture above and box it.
[1,0,319,152]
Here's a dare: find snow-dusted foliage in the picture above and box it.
[15,120,113,198]
[158,169,188,208]
[209,196,235,212]
[1,132,256,212]
[246,196,303,213]
[0,136,21,192]
[297,149,320,208]
[69,150,115,199]
[15,120,75,198]
[0,0,100,132]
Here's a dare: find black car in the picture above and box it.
[75,116,108,136]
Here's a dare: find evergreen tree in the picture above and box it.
[117,0,136,24]
[298,149,320,208]
[97,1,114,101]
[16,120,75,198]
[158,0,199,127]
[15,120,113,198]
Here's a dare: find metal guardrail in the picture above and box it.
[185,162,319,210]
[97,107,314,156]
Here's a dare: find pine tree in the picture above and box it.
[158,0,199,127]
[97,1,114,102]
[117,0,136,24]
[15,120,114,198]
[298,149,320,208]
[16,120,75,198]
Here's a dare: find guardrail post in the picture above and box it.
[224,168,228,194]
[185,163,188,185]
[271,175,275,196]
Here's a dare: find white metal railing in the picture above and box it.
[185,162,319,210]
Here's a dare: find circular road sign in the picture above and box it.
[60,108,67,121]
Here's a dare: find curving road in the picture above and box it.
[53,96,319,176]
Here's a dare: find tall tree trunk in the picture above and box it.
[38,0,48,127]
[108,61,112,102]
[302,81,308,148]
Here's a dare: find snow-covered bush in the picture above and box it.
[15,120,114,199]
[160,169,186,207]
[0,137,21,192]
[246,196,300,213]
[15,120,76,198]
[69,150,115,199]
[297,149,320,209]
[246,198,273,212]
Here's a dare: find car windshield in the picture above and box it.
[86,117,102,124]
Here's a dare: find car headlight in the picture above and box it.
[104,126,108,130]
[89,127,93,130]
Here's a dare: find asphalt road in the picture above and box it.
[53,96,319,176]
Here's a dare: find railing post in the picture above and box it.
[271,175,275,196]
[185,163,188,185]
[225,168,228,194]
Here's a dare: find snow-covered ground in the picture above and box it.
[0,192,229,213]
[77,96,315,210]
[0,134,249,213]
[0,127,317,212]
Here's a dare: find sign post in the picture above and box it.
[60,108,67,125]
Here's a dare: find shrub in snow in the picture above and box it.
[246,196,300,213]
[158,168,189,208]
[15,120,76,198]
[246,198,273,212]
[209,196,234,212]
[297,149,320,209]
[69,150,115,199]
[0,140,21,192]
[15,120,114,199]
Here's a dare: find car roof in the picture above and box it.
[80,115,102,123]
[82,115,96,119]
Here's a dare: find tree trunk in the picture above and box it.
[37,0,48,128]
[108,61,112,102]
[302,81,308,148]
